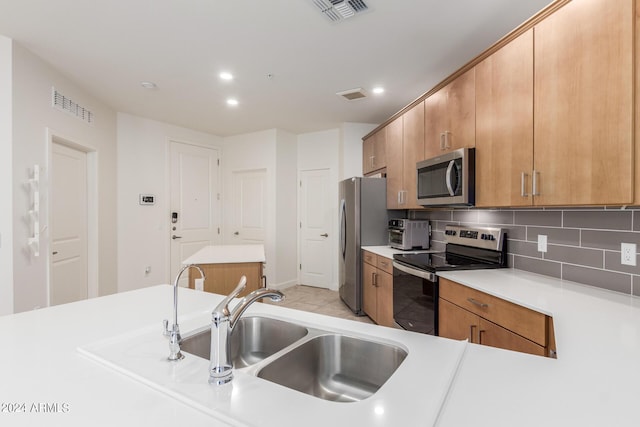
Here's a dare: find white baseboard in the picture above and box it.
[268,279,298,291]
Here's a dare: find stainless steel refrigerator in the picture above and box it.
[338,177,388,315]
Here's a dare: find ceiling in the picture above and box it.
[0,0,553,137]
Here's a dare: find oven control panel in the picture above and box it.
[444,225,504,251]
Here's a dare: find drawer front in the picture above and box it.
[362,250,377,266]
[377,256,393,274]
[439,278,546,346]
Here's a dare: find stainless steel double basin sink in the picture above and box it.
[180,316,408,403]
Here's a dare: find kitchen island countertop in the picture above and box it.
[182,244,265,265]
[2,267,640,426]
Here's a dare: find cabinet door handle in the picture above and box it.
[372,272,378,286]
[370,156,375,168]
[479,329,485,345]
[469,324,476,343]
[521,172,529,197]
[467,298,488,308]
[440,132,446,150]
[532,170,539,196]
[444,131,451,149]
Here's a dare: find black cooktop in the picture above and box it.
[393,251,504,272]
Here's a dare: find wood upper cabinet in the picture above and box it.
[402,101,425,209]
[533,0,633,205]
[363,128,386,175]
[386,102,425,209]
[475,29,534,208]
[424,68,475,160]
[386,117,404,208]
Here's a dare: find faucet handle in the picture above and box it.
[230,276,247,298]
[163,319,170,336]
[213,276,247,317]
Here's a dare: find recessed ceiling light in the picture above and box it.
[219,72,234,81]
[140,81,157,90]
[372,87,385,95]
[226,98,239,106]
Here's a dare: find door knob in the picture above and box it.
[52,251,58,255]
[172,235,182,240]
[234,231,239,235]
[320,233,329,237]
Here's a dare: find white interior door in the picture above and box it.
[170,141,220,285]
[230,169,267,243]
[50,142,88,306]
[299,169,332,289]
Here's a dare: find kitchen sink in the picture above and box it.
[257,334,408,402]
[180,316,308,368]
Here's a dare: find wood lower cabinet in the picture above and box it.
[439,278,554,357]
[188,262,263,298]
[362,250,394,327]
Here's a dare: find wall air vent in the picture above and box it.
[52,88,94,125]
[312,0,368,22]
[336,88,367,101]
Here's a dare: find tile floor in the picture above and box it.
[264,285,373,324]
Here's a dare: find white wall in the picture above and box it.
[0,36,13,315]
[116,113,222,292]
[11,42,118,313]
[297,129,341,290]
[340,122,378,180]
[275,129,298,288]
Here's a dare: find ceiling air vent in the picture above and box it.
[336,88,367,101]
[52,88,94,125]
[312,0,368,22]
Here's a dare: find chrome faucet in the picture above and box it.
[163,264,205,361]
[208,275,284,385]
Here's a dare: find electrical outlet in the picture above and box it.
[621,243,636,266]
[537,234,548,253]
[195,278,204,291]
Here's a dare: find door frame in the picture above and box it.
[46,129,98,305]
[165,138,222,284]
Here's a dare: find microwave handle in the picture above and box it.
[445,160,456,196]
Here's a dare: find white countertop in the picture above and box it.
[182,244,265,265]
[362,245,435,259]
[436,269,640,427]
[0,285,464,426]
[3,269,640,426]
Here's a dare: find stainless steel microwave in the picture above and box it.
[416,147,475,206]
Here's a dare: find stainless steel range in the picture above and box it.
[392,225,507,335]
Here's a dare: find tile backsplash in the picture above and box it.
[410,207,640,296]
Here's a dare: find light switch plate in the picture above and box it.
[538,235,548,253]
[621,243,636,266]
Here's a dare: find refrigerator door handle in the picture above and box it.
[339,199,347,261]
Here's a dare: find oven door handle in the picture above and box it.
[393,261,436,282]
